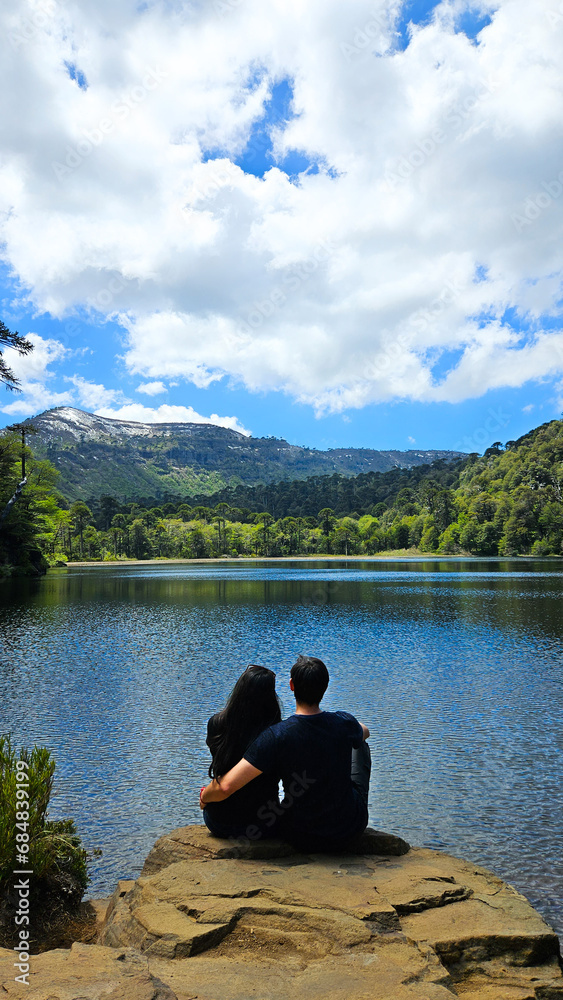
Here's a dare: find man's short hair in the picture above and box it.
[291,655,329,705]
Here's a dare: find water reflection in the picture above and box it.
[0,558,562,936]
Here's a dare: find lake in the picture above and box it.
[0,558,562,937]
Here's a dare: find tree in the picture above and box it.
[433,489,456,532]
[149,519,169,557]
[257,512,274,555]
[0,322,33,391]
[213,503,231,553]
[130,518,151,559]
[0,432,68,573]
[420,518,440,552]
[185,526,209,558]
[82,524,101,559]
[277,516,307,555]
[70,502,93,559]
[96,495,121,531]
[387,519,410,550]
[538,502,563,550]
[331,517,359,556]
[110,514,127,556]
[318,508,335,552]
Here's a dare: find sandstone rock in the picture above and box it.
[399,851,559,967]
[0,942,178,999]
[101,833,562,1000]
[4,828,561,1000]
[450,956,563,999]
[149,945,457,1000]
[141,824,409,876]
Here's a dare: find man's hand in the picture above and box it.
[199,758,262,806]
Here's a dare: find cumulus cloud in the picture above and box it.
[1,0,563,412]
[1,334,250,433]
[0,334,73,416]
[95,402,251,435]
[137,380,167,395]
[66,376,130,410]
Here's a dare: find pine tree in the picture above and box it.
[0,321,33,391]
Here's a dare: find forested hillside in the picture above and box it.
[0,431,69,575]
[453,418,563,556]
[22,406,463,501]
[187,458,464,518]
[27,418,562,562]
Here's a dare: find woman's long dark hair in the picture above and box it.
[208,665,281,780]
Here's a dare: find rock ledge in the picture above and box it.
[1,826,561,1000]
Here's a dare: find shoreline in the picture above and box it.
[57,551,563,568]
[63,552,426,567]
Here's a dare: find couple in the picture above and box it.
[199,655,371,851]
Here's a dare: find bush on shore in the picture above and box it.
[0,736,89,949]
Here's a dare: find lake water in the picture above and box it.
[1,558,562,937]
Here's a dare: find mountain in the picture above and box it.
[18,407,465,502]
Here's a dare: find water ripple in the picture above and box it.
[0,559,562,937]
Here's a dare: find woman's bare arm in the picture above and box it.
[200,758,262,806]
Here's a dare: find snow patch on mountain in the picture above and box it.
[28,407,244,442]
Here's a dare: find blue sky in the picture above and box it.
[1,0,562,451]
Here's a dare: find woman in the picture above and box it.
[201,664,282,839]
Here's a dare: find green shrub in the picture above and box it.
[0,736,89,910]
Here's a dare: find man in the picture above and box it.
[200,655,371,850]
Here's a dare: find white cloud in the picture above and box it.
[1,383,74,417]
[137,380,167,395]
[0,335,250,434]
[1,333,66,384]
[1,0,563,412]
[1,333,73,416]
[95,403,251,436]
[65,375,130,410]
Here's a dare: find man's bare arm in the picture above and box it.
[200,758,262,806]
[360,723,370,740]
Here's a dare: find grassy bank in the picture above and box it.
[60,548,477,567]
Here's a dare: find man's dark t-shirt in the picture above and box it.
[244,711,367,850]
[204,714,280,839]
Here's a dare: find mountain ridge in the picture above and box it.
[14,406,465,502]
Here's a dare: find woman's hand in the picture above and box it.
[200,778,227,804]
[200,760,263,808]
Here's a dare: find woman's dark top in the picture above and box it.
[203,713,281,839]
